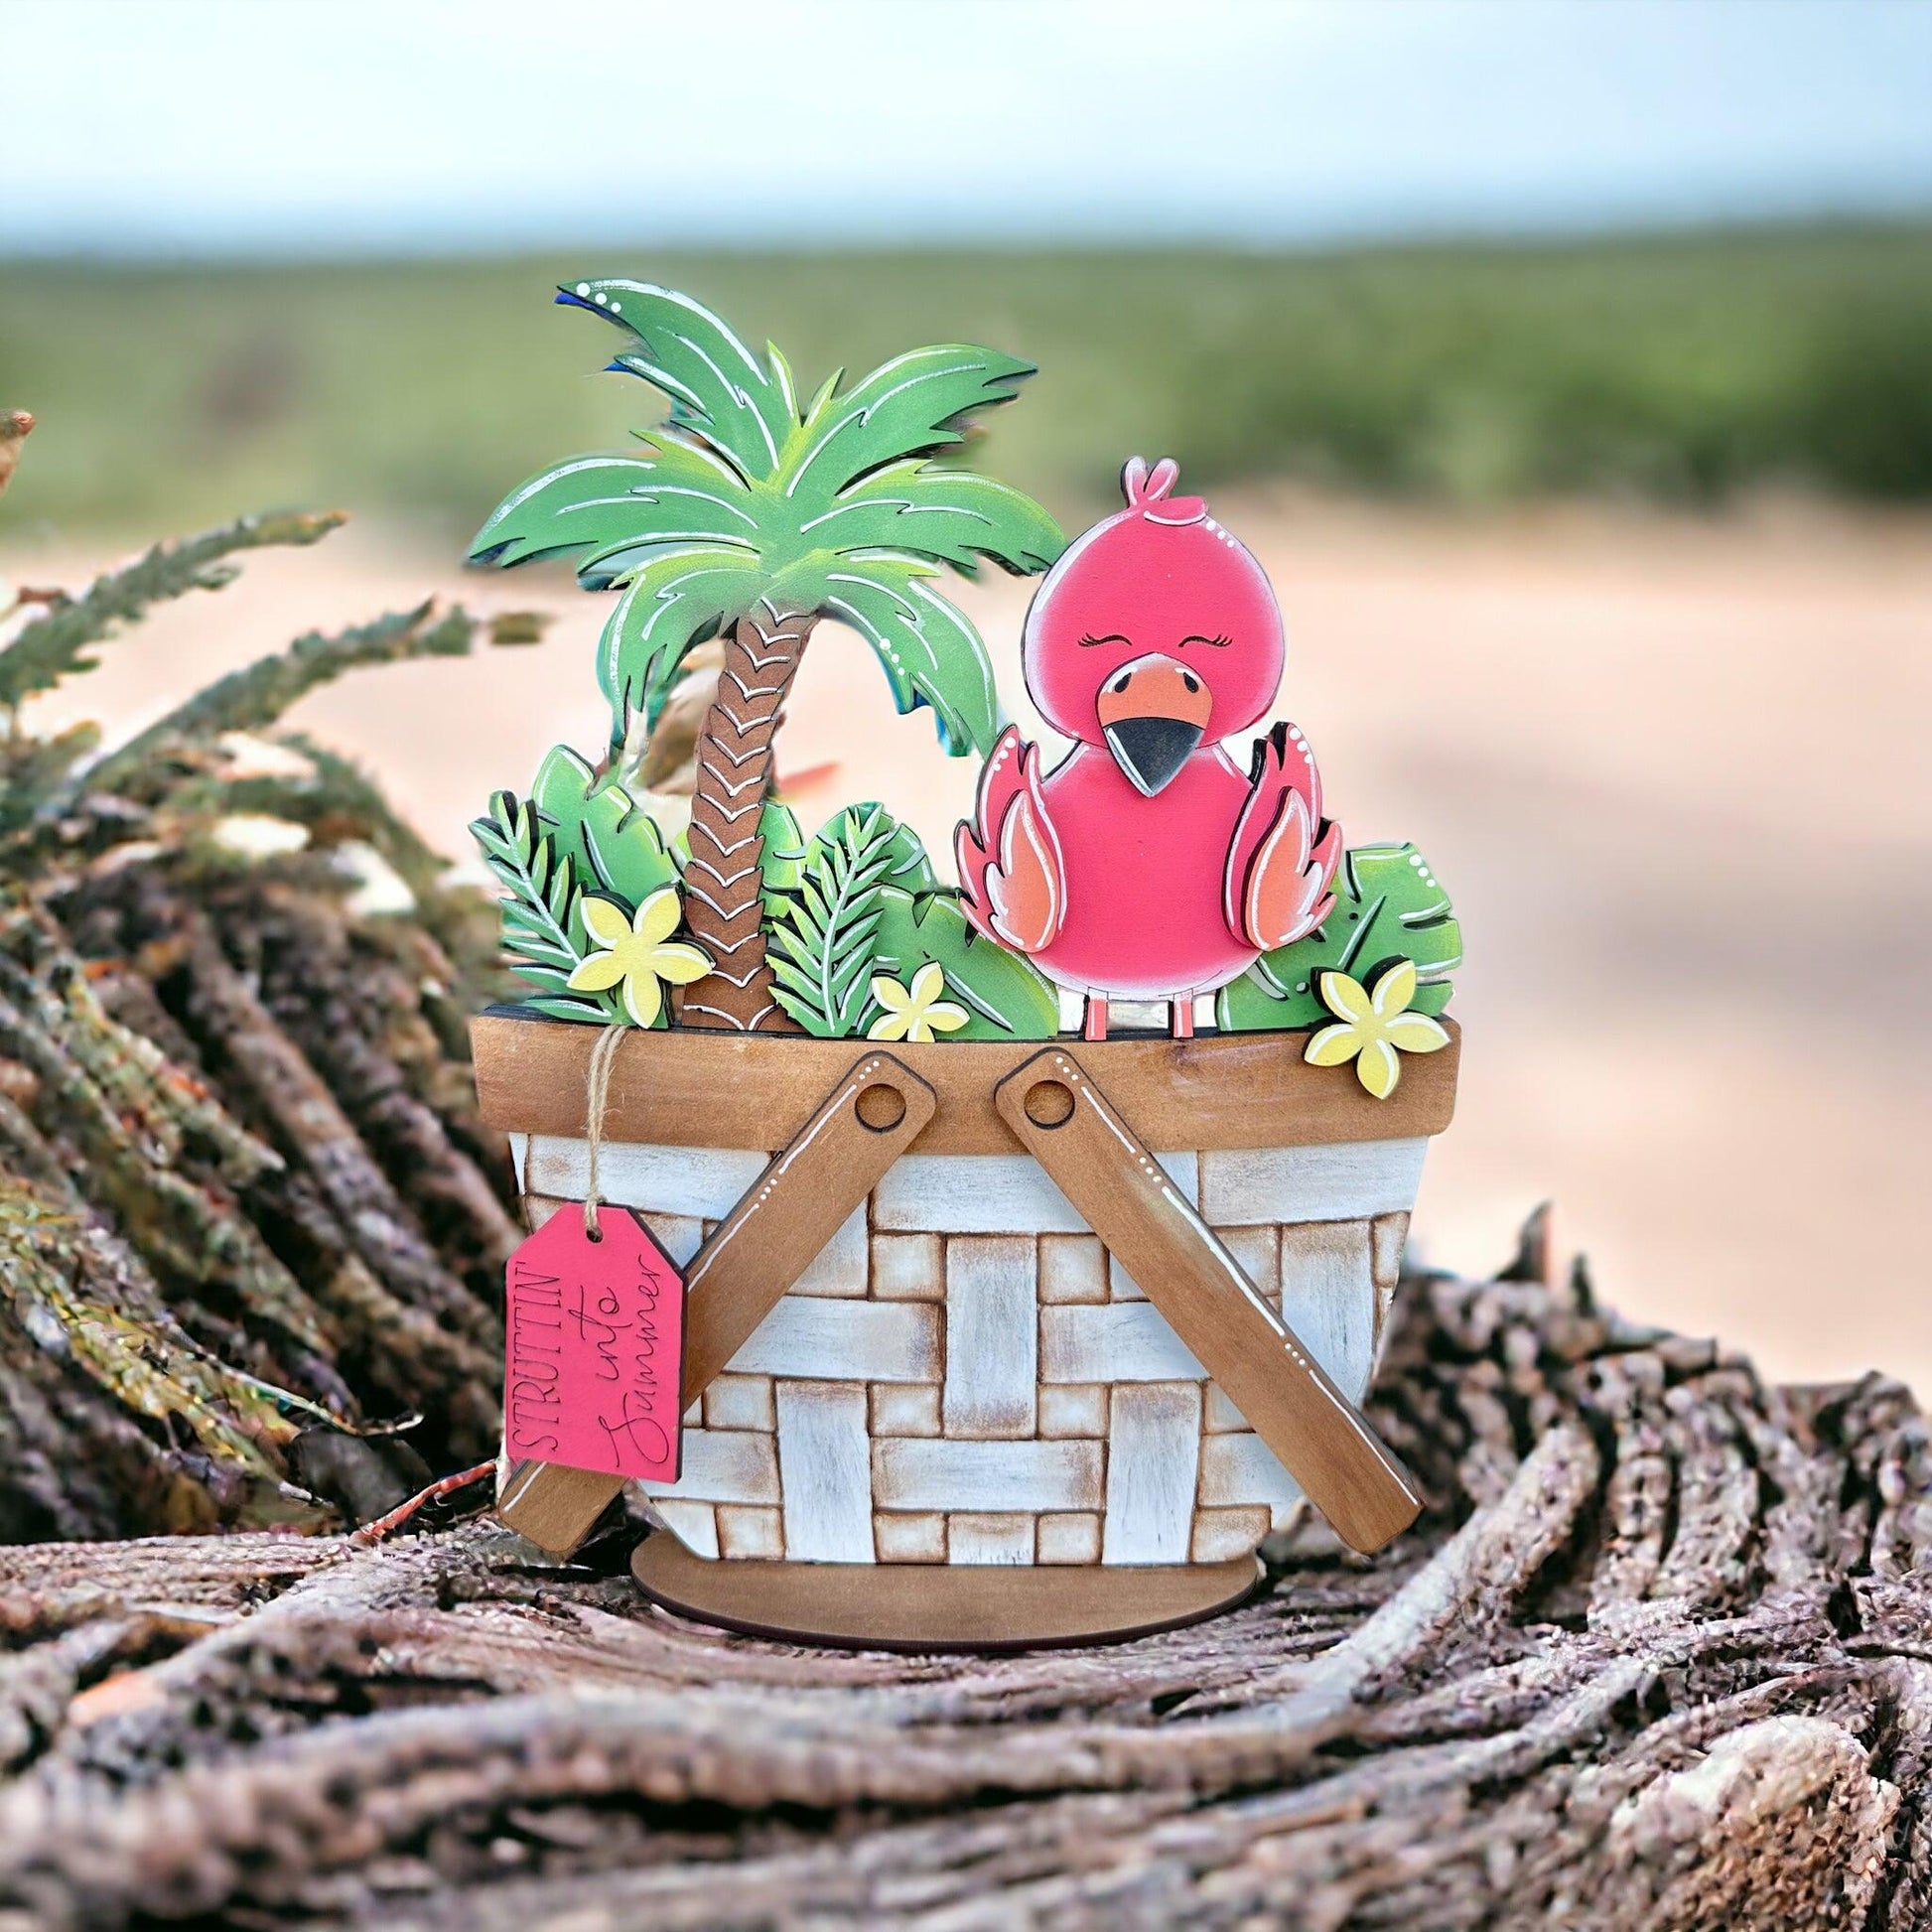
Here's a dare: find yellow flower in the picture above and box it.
[1304,958,1449,1098]
[867,961,969,1043]
[566,888,710,1027]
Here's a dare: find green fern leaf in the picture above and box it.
[469,788,620,1023]
[767,804,902,1036]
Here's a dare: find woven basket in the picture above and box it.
[476,1018,1458,1640]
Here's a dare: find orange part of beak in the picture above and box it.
[1094,653,1214,734]
[1095,653,1214,796]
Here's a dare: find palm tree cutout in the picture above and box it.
[471,282,1063,1031]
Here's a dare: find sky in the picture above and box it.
[3,0,1931,255]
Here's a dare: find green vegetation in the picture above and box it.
[461,278,1062,1031]
[477,771,1060,1042]
[1217,842,1461,1035]
[4,225,1931,539]
[0,511,524,1528]
[764,804,1058,1042]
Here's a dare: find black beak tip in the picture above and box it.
[1105,716,1205,796]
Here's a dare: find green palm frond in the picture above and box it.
[818,553,1002,758]
[794,461,1063,576]
[776,344,1038,508]
[469,281,1064,757]
[594,545,768,733]
[470,445,760,584]
[566,280,796,479]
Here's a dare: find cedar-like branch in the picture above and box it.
[85,602,488,798]
[0,519,520,1533]
[0,509,346,712]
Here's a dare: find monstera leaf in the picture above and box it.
[869,888,1058,1041]
[1217,842,1461,1033]
[528,745,680,909]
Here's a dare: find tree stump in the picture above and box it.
[0,1230,1924,1932]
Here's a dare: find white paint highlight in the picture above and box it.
[1102,1383,1202,1564]
[943,1236,1037,1439]
[775,1380,874,1562]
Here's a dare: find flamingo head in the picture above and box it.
[1020,457,1284,795]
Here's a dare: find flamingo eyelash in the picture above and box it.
[1077,632,1130,648]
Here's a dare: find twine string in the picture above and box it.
[581,1023,629,1240]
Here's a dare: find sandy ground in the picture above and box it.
[8,493,1929,1397]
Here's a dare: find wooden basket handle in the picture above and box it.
[498,1050,936,1555]
[995,1048,1423,1555]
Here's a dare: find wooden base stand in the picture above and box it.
[630,1536,1263,1651]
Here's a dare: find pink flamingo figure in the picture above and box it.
[957,457,1341,1040]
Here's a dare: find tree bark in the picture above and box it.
[0,1243,1926,1930]
[675,608,816,1032]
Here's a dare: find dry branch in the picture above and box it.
[0,1244,1923,1931]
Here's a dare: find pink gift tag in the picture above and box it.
[502,1204,687,1483]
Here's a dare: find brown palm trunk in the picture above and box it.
[674,607,816,1031]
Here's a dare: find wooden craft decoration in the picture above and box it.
[469,281,1062,1035]
[498,1051,935,1554]
[471,278,1467,1645]
[993,1049,1422,1553]
[957,457,1342,1042]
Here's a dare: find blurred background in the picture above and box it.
[3,0,1928,1392]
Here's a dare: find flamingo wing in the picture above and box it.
[956,727,1066,954]
[1224,721,1342,953]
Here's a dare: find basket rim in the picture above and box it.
[473,1007,1459,1156]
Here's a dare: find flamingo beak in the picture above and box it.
[1095,652,1213,796]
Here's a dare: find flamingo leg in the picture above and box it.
[1081,995,1109,1042]
[1170,999,1195,1040]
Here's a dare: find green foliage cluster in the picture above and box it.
[467,749,682,1027]
[473,763,1061,1042]
[763,803,1058,1041]
[1217,843,1462,1033]
[8,227,1932,539]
